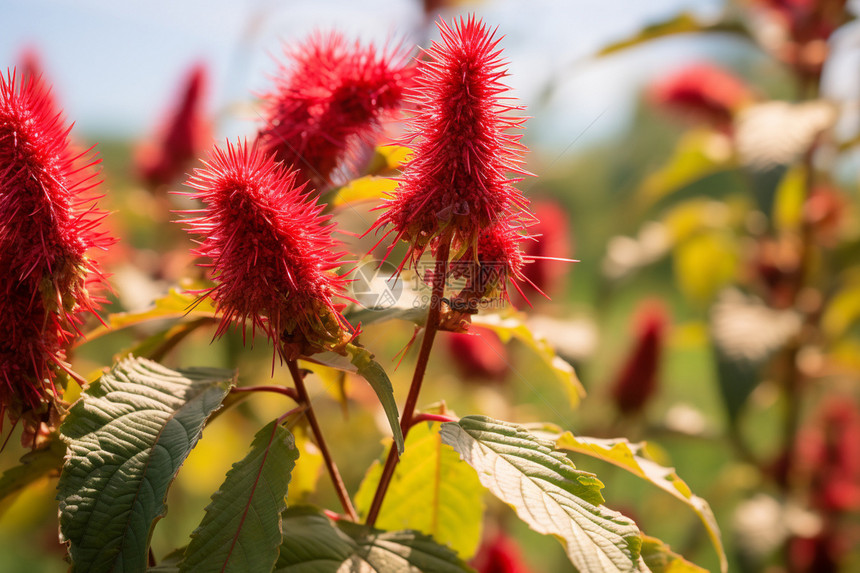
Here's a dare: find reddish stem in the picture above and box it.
[230,385,299,402]
[287,359,359,522]
[366,239,451,527]
[408,413,457,429]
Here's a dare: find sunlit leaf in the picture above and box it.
[331,176,399,208]
[275,506,473,572]
[0,439,65,513]
[440,416,641,572]
[639,536,708,573]
[597,12,750,56]
[639,130,734,206]
[286,424,324,505]
[773,166,806,232]
[57,356,235,573]
[673,231,738,304]
[348,344,404,455]
[355,421,485,559]
[83,284,217,343]
[179,421,298,573]
[472,311,585,408]
[822,272,860,340]
[550,432,726,573]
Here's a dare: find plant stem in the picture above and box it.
[366,240,451,527]
[230,385,299,402]
[286,359,358,522]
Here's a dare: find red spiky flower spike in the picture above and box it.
[372,15,530,269]
[0,69,112,433]
[178,139,353,361]
[257,31,409,191]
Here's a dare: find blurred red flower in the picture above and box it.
[445,326,509,382]
[649,63,752,130]
[137,63,210,189]
[258,32,409,191]
[610,301,669,416]
[471,531,534,573]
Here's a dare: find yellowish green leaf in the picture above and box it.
[673,232,737,304]
[639,131,734,206]
[552,433,726,573]
[285,424,324,505]
[331,176,398,207]
[472,310,585,408]
[639,536,709,573]
[597,13,750,57]
[822,273,860,339]
[355,421,485,559]
[773,166,806,232]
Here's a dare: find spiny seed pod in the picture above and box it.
[372,15,530,268]
[0,69,111,431]
[258,31,409,191]
[178,139,354,360]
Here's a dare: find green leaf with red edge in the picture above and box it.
[547,431,726,573]
[179,420,298,573]
[596,12,751,56]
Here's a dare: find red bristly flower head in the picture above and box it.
[178,139,354,360]
[610,301,669,416]
[257,31,409,191]
[649,63,753,130]
[137,62,210,189]
[372,15,530,268]
[448,220,530,309]
[0,69,112,431]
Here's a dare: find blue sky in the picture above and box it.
[1,0,735,148]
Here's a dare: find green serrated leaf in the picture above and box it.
[180,420,298,573]
[551,433,726,573]
[275,506,474,572]
[472,311,585,408]
[348,344,404,455]
[355,421,485,559]
[57,356,235,573]
[440,416,641,573]
[0,438,65,513]
[597,12,751,56]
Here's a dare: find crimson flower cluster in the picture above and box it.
[179,140,352,360]
[649,63,753,131]
[257,31,410,191]
[373,16,534,305]
[0,70,111,432]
